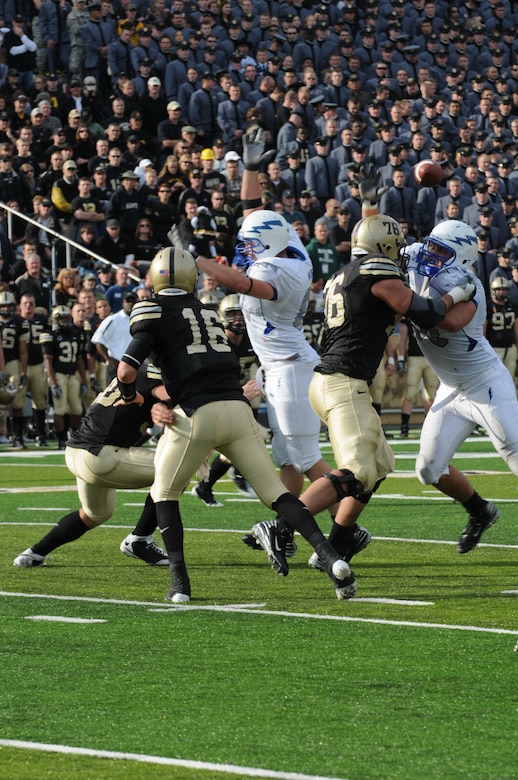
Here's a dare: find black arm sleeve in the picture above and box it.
[405,292,447,329]
[120,332,155,370]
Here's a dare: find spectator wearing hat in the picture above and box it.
[51,159,80,237]
[304,136,339,209]
[217,84,249,152]
[163,39,191,101]
[505,216,518,263]
[329,205,352,266]
[122,110,157,160]
[199,148,226,194]
[67,0,90,82]
[8,94,31,135]
[70,177,106,240]
[2,16,37,93]
[0,153,32,214]
[189,71,219,146]
[489,247,515,291]
[105,170,143,243]
[177,165,212,216]
[156,101,183,162]
[496,156,518,199]
[464,180,509,238]
[280,189,307,227]
[280,149,306,200]
[95,218,131,266]
[140,76,168,137]
[275,107,303,168]
[39,0,71,78]
[379,167,419,236]
[80,3,116,91]
[107,22,136,85]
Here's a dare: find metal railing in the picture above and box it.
[2,202,142,296]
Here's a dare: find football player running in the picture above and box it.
[406,220,518,552]
[117,246,356,604]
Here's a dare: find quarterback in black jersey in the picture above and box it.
[13,366,171,569]
[118,246,356,604]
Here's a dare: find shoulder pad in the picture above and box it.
[129,300,162,333]
[359,255,405,281]
[39,332,53,345]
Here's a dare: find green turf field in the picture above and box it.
[1,437,517,780]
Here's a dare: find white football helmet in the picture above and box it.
[237,209,290,262]
[419,219,478,278]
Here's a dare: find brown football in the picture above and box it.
[414,159,443,187]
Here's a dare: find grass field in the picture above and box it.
[1,436,517,780]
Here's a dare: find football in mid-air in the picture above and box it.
[413,159,443,187]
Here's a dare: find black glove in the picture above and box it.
[89,374,99,392]
[359,164,390,205]
[242,127,276,171]
[19,373,28,389]
[79,383,88,399]
[51,384,63,400]
[397,358,406,374]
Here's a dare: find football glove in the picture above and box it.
[51,384,63,400]
[242,127,276,171]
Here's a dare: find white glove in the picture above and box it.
[448,274,476,305]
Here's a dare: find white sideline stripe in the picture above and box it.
[18,507,72,511]
[2,592,516,636]
[3,522,518,550]
[501,590,518,595]
[0,740,346,780]
[25,616,107,624]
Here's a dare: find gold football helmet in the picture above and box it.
[50,305,72,328]
[219,294,245,334]
[490,276,510,301]
[0,291,16,318]
[351,214,406,265]
[0,373,16,404]
[149,247,198,295]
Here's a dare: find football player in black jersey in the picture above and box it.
[13,365,171,569]
[19,294,51,446]
[40,305,89,449]
[484,276,518,379]
[191,294,262,505]
[296,180,478,577]
[117,246,357,603]
[0,290,29,448]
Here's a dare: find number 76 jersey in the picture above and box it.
[407,261,498,387]
[127,296,245,413]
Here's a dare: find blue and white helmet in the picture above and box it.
[236,209,290,263]
[419,219,478,278]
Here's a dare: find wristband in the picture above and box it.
[387,357,395,366]
[243,198,262,209]
[117,378,136,402]
[244,162,260,172]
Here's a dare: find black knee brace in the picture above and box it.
[323,469,360,501]
[356,477,384,505]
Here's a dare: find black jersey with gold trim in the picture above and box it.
[40,326,87,376]
[124,295,244,414]
[317,254,405,382]
[23,313,50,365]
[67,370,162,455]
[0,314,30,363]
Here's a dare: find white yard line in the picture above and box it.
[0,740,347,780]
[1,591,516,636]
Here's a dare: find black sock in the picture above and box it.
[328,522,356,557]
[462,491,487,515]
[401,413,410,426]
[155,500,185,567]
[32,510,88,556]
[272,493,325,546]
[34,409,46,438]
[13,416,24,439]
[372,403,381,416]
[207,455,230,487]
[132,493,157,536]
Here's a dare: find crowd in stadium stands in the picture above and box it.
[1,0,518,445]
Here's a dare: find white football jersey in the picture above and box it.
[240,226,319,366]
[407,262,498,387]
